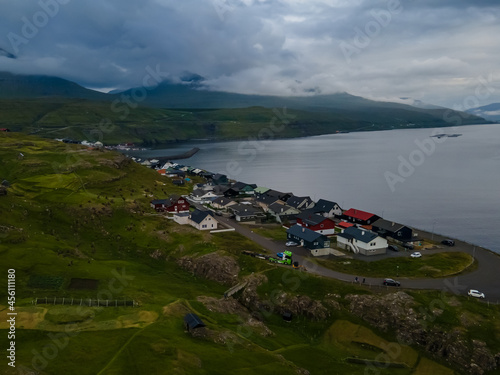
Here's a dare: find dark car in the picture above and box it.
[383,278,401,287]
[441,239,455,246]
[387,245,399,252]
[402,243,414,250]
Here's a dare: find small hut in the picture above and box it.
[184,313,205,332]
[282,311,293,322]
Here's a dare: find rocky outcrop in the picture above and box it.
[177,252,240,285]
[237,274,329,321]
[345,292,498,374]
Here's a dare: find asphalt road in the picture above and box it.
[213,213,500,303]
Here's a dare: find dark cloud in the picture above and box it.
[0,0,499,107]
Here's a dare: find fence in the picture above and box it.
[34,297,137,307]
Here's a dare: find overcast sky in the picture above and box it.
[1,0,499,108]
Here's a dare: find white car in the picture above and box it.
[410,252,422,258]
[468,289,485,299]
[286,241,298,247]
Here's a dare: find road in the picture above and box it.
[213,213,500,302]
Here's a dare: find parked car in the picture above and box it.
[387,245,399,252]
[468,289,485,299]
[441,239,455,246]
[410,252,422,258]
[402,242,414,250]
[383,278,400,287]
[286,241,298,247]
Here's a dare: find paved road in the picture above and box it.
[195,202,500,302]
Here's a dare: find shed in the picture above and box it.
[184,313,206,331]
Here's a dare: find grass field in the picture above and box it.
[0,132,498,374]
[315,252,474,278]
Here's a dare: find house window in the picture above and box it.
[320,224,324,228]
[202,224,207,228]
[397,231,402,237]
[314,242,318,245]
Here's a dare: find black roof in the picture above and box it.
[230,203,261,217]
[286,195,312,209]
[212,196,234,206]
[190,209,213,224]
[255,194,279,205]
[338,226,378,243]
[315,199,340,212]
[372,218,407,232]
[231,181,257,191]
[287,224,326,242]
[296,212,330,226]
[184,313,205,329]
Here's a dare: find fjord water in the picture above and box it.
[132,124,500,253]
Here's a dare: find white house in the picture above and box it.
[336,227,387,256]
[190,189,219,203]
[314,199,343,218]
[189,210,218,231]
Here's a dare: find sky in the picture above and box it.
[1,0,500,108]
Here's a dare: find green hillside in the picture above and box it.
[1,132,499,374]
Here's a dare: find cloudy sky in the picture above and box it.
[1,0,499,108]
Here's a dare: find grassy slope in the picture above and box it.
[0,98,491,146]
[0,133,499,374]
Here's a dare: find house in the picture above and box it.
[259,189,293,202]
[296,212,336,236]
[184,313,206,332]
[286,225,331,252]
[255,194,281,212]
[172,179,185,186]
[286,195,315,211]
[211,197,237,211]
[165,168,186,178]
[150,195,190,213]
[372,219,414,242]
[268,202,300,223]
[190,189,218,203]
[189,209,218,231]
[337,227,388,256]
[229,204,265,223]
[211,173,229,186]
[173,212,190,225]
[313,199,343,217]
[343,208,380,225]
[224,182,257,197]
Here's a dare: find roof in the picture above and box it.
[254,187,270,194]
[255,194,279,205]
[231,181,257,191]
[230,203,261,217]
[191,188,206,197]
[344,208,377,221]
[212,196,234,207]
[338,221,355,229]
[296,212,331,226]
[287,225,326,242]
[175,212,190,217]
[286,195,312,209]
[268,202,299,215]
[190,209,214,224]
[315,199,340,212]
[338,226,379,243]
[184,313,206,329]
[151,199,169,205]
[372,218,406,232]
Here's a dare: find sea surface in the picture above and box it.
[128,124,500,253]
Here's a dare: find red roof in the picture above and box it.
[344,208,376,221]
[157,169,166,175]
[338,221,354,228]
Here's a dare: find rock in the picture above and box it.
[177,252,240,285]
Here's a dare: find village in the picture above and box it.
[148,160,432,263]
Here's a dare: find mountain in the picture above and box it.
[0,71,110,100]
[467,102,500,122]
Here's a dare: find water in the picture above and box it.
[129,124,500,253]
